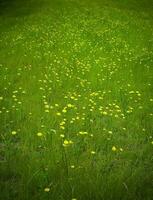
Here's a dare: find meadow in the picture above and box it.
[0,0,153,199]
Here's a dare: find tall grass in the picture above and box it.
[0,0,153,199]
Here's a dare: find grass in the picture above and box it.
[0,0,153,199]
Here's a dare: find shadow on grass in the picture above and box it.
[0,0,47,17]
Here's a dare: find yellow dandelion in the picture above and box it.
[37,132,43,137]
[67,104,74,108]
[60,134,65,138]
[69,140,73,144]
[108,131,113,134]
[63,139,73,147]
[45,105,49,109]
[112,146,117,151]
[62,109,67,113]
[11,131,17,135]
[79,131,88,135]
[102,111,108,115]
[120,148,123,152]
[60,121,65,126]
[44,187,50,192]
[91,151,96,154]
[90,134,93,137]
[63,140,69,145]
[60,126,65,130]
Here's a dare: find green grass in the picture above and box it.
[0,0,153,199]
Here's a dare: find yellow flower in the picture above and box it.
[108,131,112,134]
[56,112,61,116]
[60,121,65,126]
[60,126,65,130]
[37,132,43,137]
[44,187,50,192]
[60,134,65,138]
[120,148,123,152]
[67,103,74,108]
[102,111,107,115]
[64,140,69,145]
[45,105,49,109]
[79,131,88,135]
[62,109,67,113]
[112,146,117,151]
[11,131,17,135]
[63,139,73,147]
[91,151,96,154]
[90,134,93,137]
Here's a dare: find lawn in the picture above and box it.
[0,0,153,199]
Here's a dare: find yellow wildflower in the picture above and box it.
[37,132,43,137]
[120,148,123,152]
[11,131,17,135]
[60,134,65,138]
[63,140,69,145]
[67,104,74,108]
[102,111,108,115]
[112,146,117,151]
[91,151,96,154]
[44,187,50,192]
[60,126,65,130]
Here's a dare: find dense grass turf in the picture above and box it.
[0,0,153,199]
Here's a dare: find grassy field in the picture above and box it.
[0,0,153,199]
